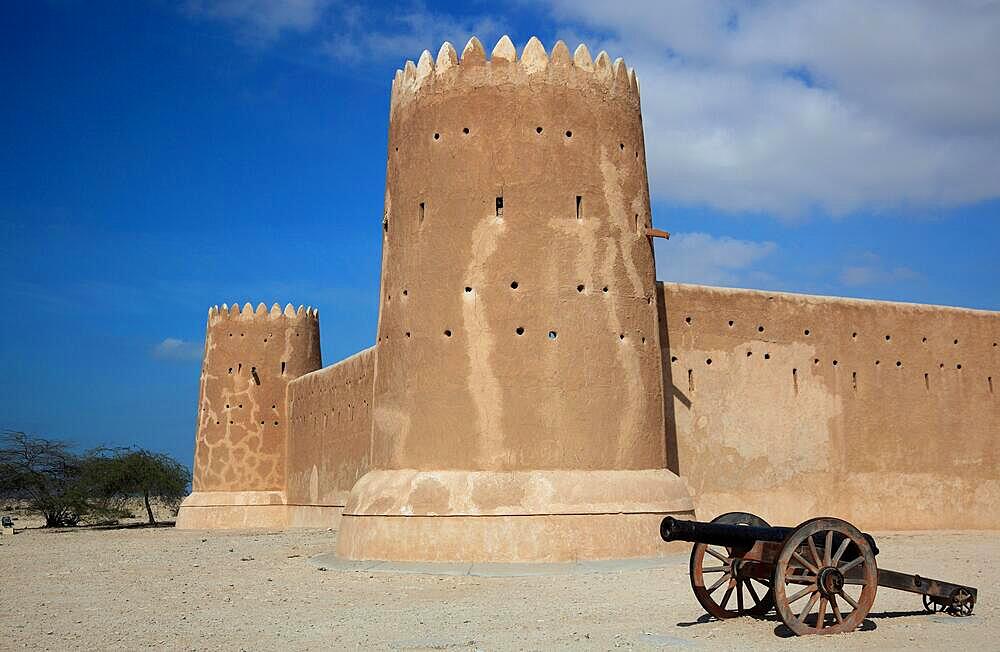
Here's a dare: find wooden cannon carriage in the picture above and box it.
[660,512,978,636]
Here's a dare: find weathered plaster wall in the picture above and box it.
[191,303,321,493]
[337,36,693,562]
[659,282,1000,529]
[372,36,666,472]
[286,347,375,510]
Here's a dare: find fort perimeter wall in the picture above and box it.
[285,347,375,528]
[659,282,1000,530]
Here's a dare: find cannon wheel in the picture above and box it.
[689,512,775,620]
[922,594,948,614]
[949,588,975,616]
[772,517,878,635]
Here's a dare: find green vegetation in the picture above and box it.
[0,430,190,527]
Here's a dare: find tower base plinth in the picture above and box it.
[335,469,695,562]
[176,491,344,530]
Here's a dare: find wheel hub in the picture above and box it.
[817,566,845,597]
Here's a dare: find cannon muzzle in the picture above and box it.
[660,516,791,549]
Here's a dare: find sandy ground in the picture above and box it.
[0,524,995,650]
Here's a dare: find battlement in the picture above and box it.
[207,302,319,322]
[390,35,640,115]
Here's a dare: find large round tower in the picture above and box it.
[176,302,321,529]
[337,36,694,561]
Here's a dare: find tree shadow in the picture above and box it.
[38,520,177,534]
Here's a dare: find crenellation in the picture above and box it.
[521,36,547,73]
[550,39,570,67]
[390,36,640,116]
[461,36,486,66]
[415,49,433,83]
[435,41,458,71]
[207,301,318,322]
[491,34,516,63]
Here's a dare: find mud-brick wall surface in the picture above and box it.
[193,304,321,492]
[285,347,375,507]
[658,282,1000,530]
[373,45,667,473]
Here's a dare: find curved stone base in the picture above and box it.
[176,491,288,529]
[285,504,344,529]
[336,469,695,562]
[176,492,345,529]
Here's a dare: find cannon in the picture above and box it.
[661,512,978,636]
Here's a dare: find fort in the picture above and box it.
[176,36,999,562]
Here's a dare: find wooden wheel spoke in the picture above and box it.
[701,565,728,573]
[842,578,868,585]
[823,531,833,566]
[786,583,818,605]
[797,591,820,623]
[744,578,762,605]
[706,572,731,594]
[784,574,816,585]
[831,537,851,566]
[830,595,844,623]
[706,547,730,564]
[720,582,735,610]
[807,536,822,568]
[816,596,827,629]
[838,589,859,610]
[737,580,745,612]
[792,551,819,575]
[839,556,864,574]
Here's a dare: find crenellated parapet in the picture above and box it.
[207,302,319,321]
[390,36,641,116]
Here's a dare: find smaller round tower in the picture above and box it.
[176,302,321,529]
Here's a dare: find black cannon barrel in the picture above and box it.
[660,517,792,548]
[660,517,880,556]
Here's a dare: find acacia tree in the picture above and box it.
[0,430,91,526]
[1,432,191,527]
[98,449,191,525]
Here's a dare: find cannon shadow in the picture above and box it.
[677,609,932,637]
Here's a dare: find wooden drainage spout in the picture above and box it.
[645,227,671,240]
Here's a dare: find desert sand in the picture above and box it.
[0,522,995,650]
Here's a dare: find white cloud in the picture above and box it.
[152,338,203,361]
[184,0,334,43]
[839,255,922,287]
[546,0,1000,217]
[181,1,1000,218]
[319,8,505,65]
[655,232,777,286]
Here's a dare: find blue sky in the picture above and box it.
[2,1,998,466]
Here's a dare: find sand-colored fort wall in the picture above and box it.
[176,303,322,529]
[659,282,1000,530]
[285,347,375,528]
